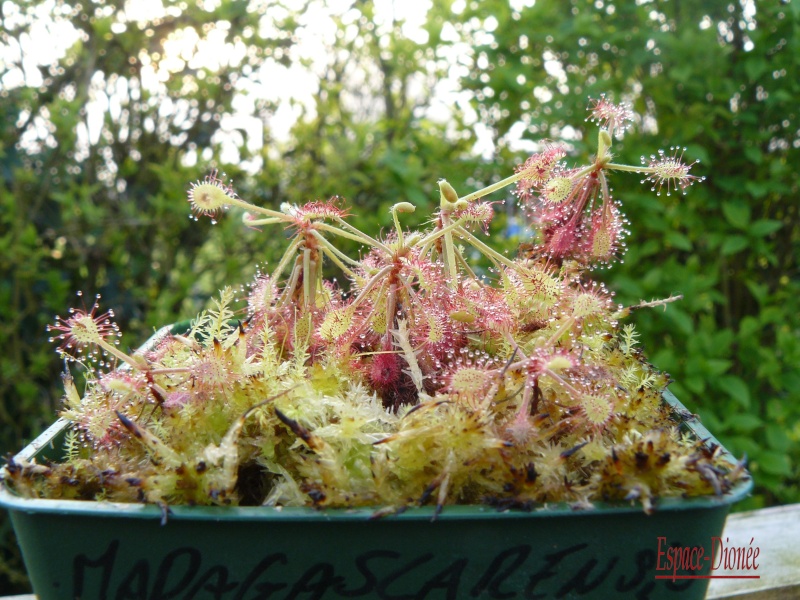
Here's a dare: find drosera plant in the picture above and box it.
[6,96,744,515]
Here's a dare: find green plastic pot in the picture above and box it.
[1,390,750,600]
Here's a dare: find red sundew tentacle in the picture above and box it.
[586,94,634,137]
[47,293,121,357]
[187,170,236,219]
[641,147,704,196]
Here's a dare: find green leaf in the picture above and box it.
[749,219,783,237]
[684,144,711,166]
[760,306,784,324]
[711,328,735,349]
[671,311,695,337]
[781,371,800,395]
[744,58,768,82]
[757,451,792,477]
[716,177,746,193]
[13,380,38,401]
[766,398,787,420]
[745,181,771,199]
[765,424,791,453]
[705,359,733,376]
[407,188,427,207]
[724,414,762,433]
[743,146,763,165]
[665,231,693,251]
[722,202,751,229]
[744,281,768,305]
[683,376,706,395]
[721,235,749,256]
[725,435,761,457]
[717,376,751,409]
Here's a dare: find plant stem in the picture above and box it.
[458,172,523,203]
[332,218,392,254]
[391,209,405,248]
[598,169,611,204]
[149,367,191,375]
[277,258,303,309]
[440,212,460,288]
[544,368,583,399]
[503,331,526,360]
[542,317,575,348]
[312,232,359,279]
[384,282,397,347]
[349,280,389,339]
[227,197,289,221]
[97,339,141,370]
[243,217,285,226]
[349,265,394,312]
[605,163,647,174]
[455,227,518,271]
[302,247,312,309]
[455,249,478,281]
[271,237,303,284]
[416,216,467,254]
